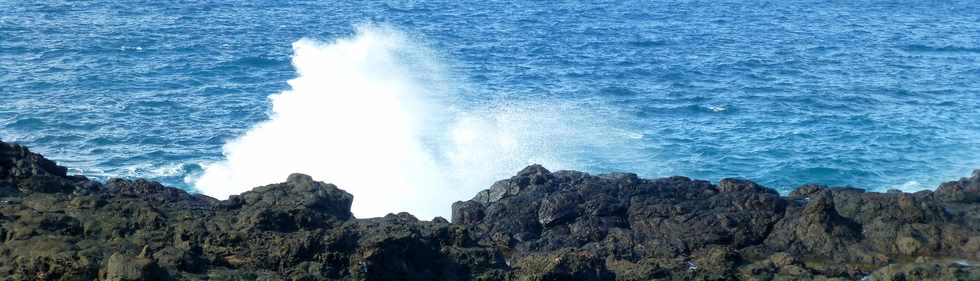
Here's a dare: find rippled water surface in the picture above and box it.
[3,0,980,193]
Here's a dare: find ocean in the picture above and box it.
[2,0,979,218]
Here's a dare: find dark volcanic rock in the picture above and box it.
[866,258,980,281]
[227,173,353,232]
[936,170,980,203]
[765,190,863,261]
[452,165,980,280]
[1,140,979,280]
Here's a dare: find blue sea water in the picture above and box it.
[3,1,980,197]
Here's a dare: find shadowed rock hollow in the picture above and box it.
[1,140,978,281]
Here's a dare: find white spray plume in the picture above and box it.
[195,24,640,219]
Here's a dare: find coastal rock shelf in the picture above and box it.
[0,140,978,281]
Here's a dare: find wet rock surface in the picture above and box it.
[1,140,979,280]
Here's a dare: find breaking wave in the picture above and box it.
[193,24,636,218]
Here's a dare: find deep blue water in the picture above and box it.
[3,1,980,194]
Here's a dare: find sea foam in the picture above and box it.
[193,24,630,218]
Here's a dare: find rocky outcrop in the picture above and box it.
[451,165,980,280]
[1,140,979,280]
[936,170,980,203]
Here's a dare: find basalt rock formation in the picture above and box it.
[0,140,978,281]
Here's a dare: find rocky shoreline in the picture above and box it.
[1,140,978,280]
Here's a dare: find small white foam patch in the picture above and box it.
[194,24,644,218]
[887,180,931,193]
[707,105,727,112]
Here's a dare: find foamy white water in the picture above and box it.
[193,25,634,218]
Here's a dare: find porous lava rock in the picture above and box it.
[1,140,979,280]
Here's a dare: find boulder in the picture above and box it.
[102,252,165,281]
[232,173,353,231]
[511,251,614,281]
[935,170,980,203]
